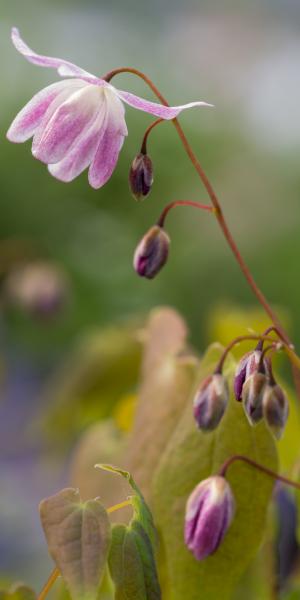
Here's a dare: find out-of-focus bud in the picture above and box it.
[133,225,170,279]
[193,373,229,431]
[184,475,235,561]
[234,348,262,401]
[262,383,289,440]
[4,261,68,318]
[129,153,153,201]
[242,371,267,425]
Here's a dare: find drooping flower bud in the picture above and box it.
[129,153,153,201]
[184,476,235,561]
[242,370,267,425]
[262,383,289,440]
[193,373,229,431]
[133,225,170,279]
[234,347,262,401]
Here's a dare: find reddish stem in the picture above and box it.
[215,333,279,374]
[157,200,213,228]
[103,68,288,335]
[140,118,164,154]
[103,67,300,380]
[219,454,300,491]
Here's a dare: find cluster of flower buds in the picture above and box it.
[184,475,235,561]
[236,347,289,439]
[193,338,289,440]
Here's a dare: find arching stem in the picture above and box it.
[103,66,300,379]
[140,118,164,154]
[157,200,214,227]
[219,454,300,492]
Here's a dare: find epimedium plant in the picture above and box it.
[4,26,300,600]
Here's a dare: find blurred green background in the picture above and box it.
[1,0,300,592]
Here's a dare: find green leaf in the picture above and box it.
[97,465,161,599]
[39,488,111,600]
[95,464,155,547]
[0,585,36,600]
[125,307,197,501]
[152,343,278,600]
[108,523,161,600]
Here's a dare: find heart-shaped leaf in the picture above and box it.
[39,488,111,600]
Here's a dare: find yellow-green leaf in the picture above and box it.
[152,344,278,600]
[0,585,36,600]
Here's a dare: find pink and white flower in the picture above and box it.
[7,28,213,189]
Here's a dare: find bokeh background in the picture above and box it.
[1,0,300,593]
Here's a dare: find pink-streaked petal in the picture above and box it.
[48,105,107,182]
[11,27,104,85]
[31,80,86,152]
[116,89,213,120]
[88,90,127,189]
[6,80,77,143]
[32,85,104,164]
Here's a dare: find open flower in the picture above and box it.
[7,28,212,189]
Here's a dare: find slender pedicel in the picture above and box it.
[37,500,132,600]
[140,118,164,155]
[218,455,300,491]
[157,200,214,228]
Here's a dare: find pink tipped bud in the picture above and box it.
[234,349,262,401]
[133,225,170,279]
[129,153,153,201]
[193,374,229,431]
[185,476,235,561]
[242,371,267,425]
[262,383,289,440]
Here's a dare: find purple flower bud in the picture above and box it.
[129,153,153,201]
[234,349,262,401]
[133,225,170,279]
[193,374,229,431]
[185,476,235,561]
[242,371,267,425]
[263,383,289,440]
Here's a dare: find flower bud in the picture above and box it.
[133,225,170,279]
[242,371,267,425]
[234,349,262,401]
[185,476,235,561]
[193,374,229,431]
[129,153,153,201]
[262,383,289,440]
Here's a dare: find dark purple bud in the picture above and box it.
[129,153,153,201]
[193,374,229,431]
[262,383,289,440]
[234,349,262,401]
[242,371,267,425]
[133,225,170,279]
[185,476,235,561]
